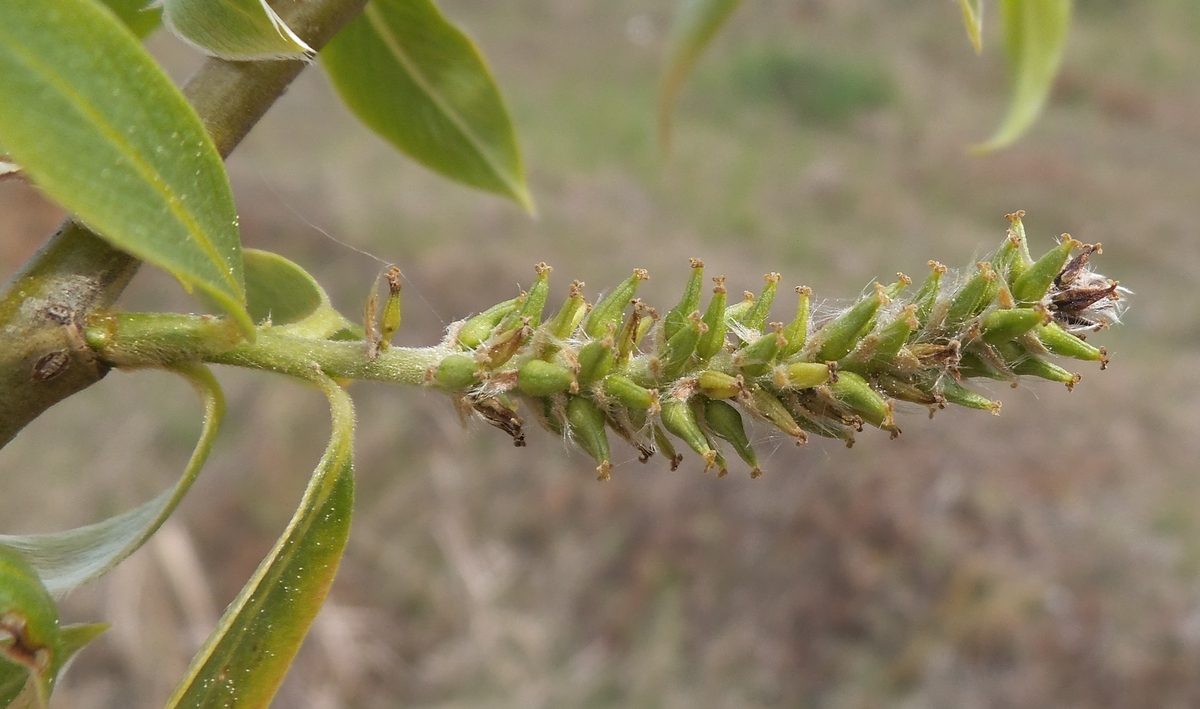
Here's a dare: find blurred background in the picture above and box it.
[3,0,1199,706]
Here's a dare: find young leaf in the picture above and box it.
[165,371,355,709]
[241,249,356,338]
[0,364,223,596]
[160,0,313,60]
[658,0,747,151]
[0,546,60,707]
[0,0,253,337]
[0,623,108,708]
[973,0,1071,152]
[957,0,984,54]
[100,0,163,38]
[321,0,533,211]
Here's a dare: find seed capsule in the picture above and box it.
[779,286,811,360]
[481,320,531,369]
[653,424,684,470]
[912,261,947,327]
[703,399,761,477]
[725,291,755,323]
[696,278,728,362]
[379,266,402,350]
[826,371,894,431]
[809,282,888,362]
[927,375,1000,413]
[845,305,918,368]
[544,280,587,341]
[458,297,521,349]
[1035,320,1107,365]
[781,392,858,445]
[980,306,1046,345]
[660,311,705,381]
[992,211,1032,283]
[603,374,657,410]
[614,300,648,368]
[944,262,998,331]
[517,262,552,327]
[740,273,781,332]
[875,373,942,407]
[997,342,1081,388]
[748,387,807,441]
[582,268,648,339]
[576,335,616,389]
[660,397,717,469]
[566,395,612,480]
[776,361,832,389]
[517,359,575,396]
[1011,235,1079,304]
[435,354,482,390]
[698,370,743,399]
[735,322,784,378]
[663,258,705,343]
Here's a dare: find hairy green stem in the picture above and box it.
[87,313,442,387]
[0,0,369,447]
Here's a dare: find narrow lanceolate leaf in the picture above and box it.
[0,0,252,335]
[974,0,1072,152]
[658,0,746,151]
[166,372,355,709]
[160,0,313,60]
[321,0,532,211]
[958,0,984,54]
[0,365,223,596]
[100,0,163,38]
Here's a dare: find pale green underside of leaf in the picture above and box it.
[958,0,984,54]
[973,0,1071,152]
[160,0,313,60]
[658,0,747,151]
[0,365,223,597]
[0,0,251,336]
[321,0,532,212]
[100,0,163,38]
[166,372,355,709]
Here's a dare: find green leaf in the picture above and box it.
[0,365,223,596]
[99,0,163,38]
[241,249,358,338]
[165,371,355,709]
[0,546,61,708]
[160,0,313,60]
[321,0,532,212]
[0,0,253,337]
[958,0,984,54]
[973,0,1071,152]
[658,0,747,151]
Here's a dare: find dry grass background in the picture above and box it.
[2,0,1199,706]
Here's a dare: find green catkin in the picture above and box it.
[1011,236,1079,303]
[779,286,812,360]
[420,214,1121,479]
[660,397,718,470]
[980,307,1046,345]
[740,273,782,332]
[458,297,521,349]
[567,395,612,480]
[582,268,648,338]
[517,359,575,396]
[703,399,761,477]
[696,278,729,362]
[663,258,705,342]
[809,283,888,362]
